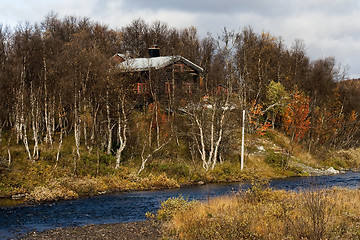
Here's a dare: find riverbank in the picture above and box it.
[2,130,360,205]
[18,181,360,240]
[157,185,360,239]
[22,220,161,240]
[2,171,360,239]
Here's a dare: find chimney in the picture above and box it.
[148,44,160,58]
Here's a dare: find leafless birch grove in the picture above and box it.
[0,15,358,174]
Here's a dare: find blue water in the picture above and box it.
[1,171,360,239]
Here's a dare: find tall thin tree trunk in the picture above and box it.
[74,89,81,160]
[43,57,53,146]
[207,104,216,167]
[0,121,2,145]
[96,148,100,176]
[7,133,12,167]
[138,140,168,176]
[193,116,208,171]
[14,94,22,143]
[30,81,39,159]
[154,102,160,147]
[55,101,64,169]
[106,89,112,155]
[19,63,32,162]
[89,102,99,154]
[8,149,11,167]
[115,96,127,169]
[51,96,56,143]
[83,103,88,149]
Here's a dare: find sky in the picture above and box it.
[1,0,360,78]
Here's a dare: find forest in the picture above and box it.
[1,14,360,201]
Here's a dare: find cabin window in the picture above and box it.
[183,83,193,94]
[174,63,185,72]
[165,81,174,94]
[137,83,149,94]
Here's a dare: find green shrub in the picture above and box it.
[323,157,348,170]
[208,162,245,182]
[265,149,288,169]
[156,195,196,221]
[244,178,272,203]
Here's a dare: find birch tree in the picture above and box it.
[183,30,235,171]
[115,95,128,169]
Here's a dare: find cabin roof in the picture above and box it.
[116,55,203,73]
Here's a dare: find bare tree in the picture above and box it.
[115,95,128,169]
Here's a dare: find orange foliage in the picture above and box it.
[282,90,310,142]
[249,101,271,136]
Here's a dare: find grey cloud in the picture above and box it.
[3,0,360,77]
[122,0,293,16]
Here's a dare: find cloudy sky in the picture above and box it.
[1,0,360,78]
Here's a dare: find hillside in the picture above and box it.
[1,129,360,203]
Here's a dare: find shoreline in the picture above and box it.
[0,168,352,208]
[20,220,161,240]
[2,171,359,240]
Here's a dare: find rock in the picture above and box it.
[289,161,341,176]
[257,146,265,152]
[12,194,26,200]
[197,181,205,185]
[324,167,340,175]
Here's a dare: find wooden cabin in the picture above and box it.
[112,45,204,108]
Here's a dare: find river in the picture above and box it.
[1,171,360,239]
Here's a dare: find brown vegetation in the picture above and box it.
[158,181,360,239]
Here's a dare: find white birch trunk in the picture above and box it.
[21,110,32,162]
[106,89,112,155]
[54,108,64,169]
[15,93,22,143]
[74,90,81,160]
[51,96,56,142]
[138,140,168,176]
[193,113,209,171]
[19,63,32,162]
[8,149,11,167]
[207,104,216,167]
[211,108,226,170]
[154,102,160,147]
[30,82,39,160]
[83,103,88,148]
[89,103,99,154]
[115,96,127,169]
[43,57,53,146]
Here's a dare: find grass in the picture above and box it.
[0,146,181,201]
[157,181,360,239]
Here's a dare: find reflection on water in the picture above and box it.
[1,171,360,239]
[0,198,24,207]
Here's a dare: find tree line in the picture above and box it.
[0,14,359,173]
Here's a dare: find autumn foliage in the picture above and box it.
[282,90,310,143]
[248,101,272,136]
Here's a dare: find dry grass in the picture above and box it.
[26,181,78,202]
[23,173,179,202]
[159,182,360,239]
[332,148,360,169]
